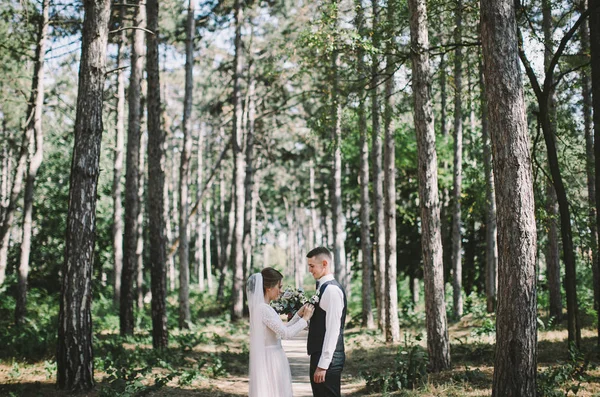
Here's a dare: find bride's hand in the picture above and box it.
[297,304,306,317]
[302,304,315,321]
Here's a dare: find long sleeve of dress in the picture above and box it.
[262,305,308,340]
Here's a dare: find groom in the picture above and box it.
[306,247,347,397]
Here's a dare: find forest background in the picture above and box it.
[0,0,600,395]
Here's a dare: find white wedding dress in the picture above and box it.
[247,273,308,397]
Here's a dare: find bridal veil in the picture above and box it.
[247,272,278,396]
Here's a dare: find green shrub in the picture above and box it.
[537,346,592,397]
[363,334,428,393]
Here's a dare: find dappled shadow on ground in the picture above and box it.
[0,382,247,397]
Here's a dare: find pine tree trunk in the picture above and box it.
[546,182,562,321]
[178,0,196,329]
[15,0,49,325]
[481,1,538,394]
[136,132,147,311]
[581,0,600,340]
[541,0,563,325]
[196,125,205,291]
[147,0,168,349]
[122,0,146,334]
[0,138,11,286]
[216,165,228,301]
[408,0,451,371]
[479,57,498,314]
[451,0,464,319]
[309,159,320,247]
[205,199,213,292]
[355,0,374,329]
[243,79,256,298]
[330,0,346,291]
[518,0,582,348]
[112,5,126,307]
[589,0,600,348]
[383,0,400,343]
[230,0,245,321]
[57,0,111,389]
[165,141,176,291]
[371,0,386,332]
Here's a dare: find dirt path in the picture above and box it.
[282,329,313,397]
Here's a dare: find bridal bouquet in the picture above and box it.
[271,287,308,316]
[271,287,321,317]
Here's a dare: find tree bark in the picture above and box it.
[355,0,374,329]
[479,57,498,314]
[136,131,147,310]
[330,0,346,292]
[196,125,205,291]
[371,0,386,333]
[408,0,451,371]
[231,0,245,321]
[309,159,320,247]
[205,199,213,292]
[546,181,562,321]
[585,0,600,347]
[451,0,464,319]
[541,0,564,325]
[0,138,12,286]
[112,4,126,308]
[178,0,196,329]
[165,137,176,291]
[243,78,256,305]
[57,0,111,389]
[121,0,146,335]
[383,0,400,343]
[518,5,585,349]
[16,0,49,325]
[147,0,168,349]
[480,1,538,395]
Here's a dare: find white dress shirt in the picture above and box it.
[315,274,345,369]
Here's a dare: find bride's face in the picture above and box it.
[266,281,283,301]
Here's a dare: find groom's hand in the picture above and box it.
[313,367,326,383]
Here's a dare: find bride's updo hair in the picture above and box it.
[261,267,283,294]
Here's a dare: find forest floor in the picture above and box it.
[1,310,599,397]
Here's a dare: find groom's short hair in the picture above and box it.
[306,246,333,262]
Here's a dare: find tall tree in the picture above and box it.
[196,125,205,290]
[518,4,588,348]
[57,0,112,389]
[479,57,498,313]
[543,0,563,325]
[451,0,464,319]
[480,0,538,395]
[243,78,256,289]
[15,0,49,325]
[579,0,598,317]
[147,0,168,348]
[178,0,196,330]
[371,0,386,332]
[589,0,600,348]
[330,0,347,291]
[383,0,400,343]
[408,0,451,371]
[355,0,374,329]
[121,0,146,336]
[112,2,126,307]
[230,0,245,321]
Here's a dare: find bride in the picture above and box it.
[247,267,315,397]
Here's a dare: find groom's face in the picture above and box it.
[307,256,327,280]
